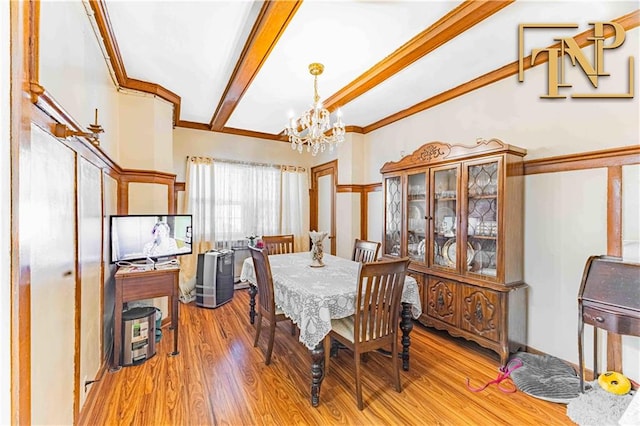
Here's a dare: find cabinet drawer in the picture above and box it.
[460,285,500,342]
[426,277,458,327]
[582,305,640,335]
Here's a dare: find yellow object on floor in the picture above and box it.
[598,371,632,395]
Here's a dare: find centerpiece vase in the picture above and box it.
[309,230,328,267]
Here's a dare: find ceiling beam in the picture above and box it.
[364,9,640,133]
[322,0,515,112]
[209,1,302,131]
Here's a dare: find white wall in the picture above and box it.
[363,28,639,379]
[39,0,119,159]
[1,0,11,422]
[622,165,640,262]
[524,169,607,364]
[621,164,640,381]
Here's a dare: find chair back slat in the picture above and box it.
[352,239,381,263]
[249,246,276,314]
[354,258,409,344]
[262,234,294,255]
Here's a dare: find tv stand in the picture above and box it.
[113,266,180,369]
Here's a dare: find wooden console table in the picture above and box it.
[113,266,180,369]
[578,255,640,392]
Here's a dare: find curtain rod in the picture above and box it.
[186,156,306,172]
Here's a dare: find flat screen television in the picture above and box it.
[110,214,193,264]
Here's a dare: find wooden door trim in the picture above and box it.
[335,183,382,241]
[523,145,639,175]
[606,166,623,372]
[310,160,337,255]
[11,1,33,424]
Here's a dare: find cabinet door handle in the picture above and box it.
[63,270,73,277]
[595,316,605,323]
[425,216,432,220]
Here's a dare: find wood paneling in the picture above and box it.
[524,146,640,175]
[79,290,573,425]
[606,166,624,373]
[117,169,177,215]
[336,184,382,240]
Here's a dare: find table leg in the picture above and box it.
[310,341,325,407]
[170,294,179,356]
[248,284,257,324]
[400,302,413,371]
[112,302,122,371]
[578,313,585,393]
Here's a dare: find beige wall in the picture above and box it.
[363,29,639,181]
[1,0,10,422]
[362,29,639,380]
[173,127,311,182]
[306,132,368,253]
[335,193,361,258]
[118,93,175,172]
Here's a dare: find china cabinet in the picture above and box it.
[380,138,527,365]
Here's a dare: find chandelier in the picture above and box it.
[285,63,345,156]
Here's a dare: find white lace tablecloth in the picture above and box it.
[240,252,422,349]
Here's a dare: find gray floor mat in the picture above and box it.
[509,352,584,404]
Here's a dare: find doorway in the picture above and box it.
[310,160,337,255]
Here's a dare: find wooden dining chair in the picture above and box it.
[325,257,410,410]
[262,234,295,255]
[249,246,291,365]
[352,239,381,263]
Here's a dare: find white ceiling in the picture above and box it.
[104,0,639,138]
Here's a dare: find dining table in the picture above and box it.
[240,251,422,407]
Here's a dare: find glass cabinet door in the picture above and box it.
[407,172,427,262]
[384,176,402,256]
[432,167,458,270]
[466,161,498,278]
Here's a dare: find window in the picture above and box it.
[212,161,281,244]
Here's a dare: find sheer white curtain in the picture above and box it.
[281,166,310,252]
[212,161,281,246]
[180,156,215,302]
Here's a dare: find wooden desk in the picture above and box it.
[113,266,180,368]
[578,255,640,392]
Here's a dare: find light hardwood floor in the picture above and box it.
[80,289,574,425]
